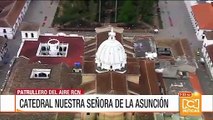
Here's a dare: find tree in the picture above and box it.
[87,0,98,22]
[117,0,137,24]
[136,0,155,23]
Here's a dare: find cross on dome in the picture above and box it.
[108,28,116,40]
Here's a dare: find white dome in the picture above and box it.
[95,28,127,72]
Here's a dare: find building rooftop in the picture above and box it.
[0,113,57,120]
[163,77,193,95]
[20,22,40,31]
[191,3,213,29]
[96,72,128,94]
[2,56,81,95]
[133,36,156,58]
[204,31,213,40]
[155,39,194,59]
[18,35,84,67]
[159,59,202,94]
[0,0,26,27]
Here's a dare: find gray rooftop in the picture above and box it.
[163,78,193,95]
[133,36,156,57]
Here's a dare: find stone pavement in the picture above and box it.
[156,1,202,50]
[23,0,59,34]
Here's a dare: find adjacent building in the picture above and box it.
[17,25,84,67]
[133,36,157,59]
[185,2,213,41]
[0,0,30,39]
[20,22,40,41]
[201,31,213,79]
[202,44,213,78]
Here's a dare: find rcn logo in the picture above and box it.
[179,92,202,116]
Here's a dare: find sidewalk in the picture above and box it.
[195,50,213,95]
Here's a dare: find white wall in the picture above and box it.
[13,0,31,34]
[196,29,204,41]
[0,0,31,39]
[203,36,213,47]
[21,30,39,41]
[202,48,213,78]
[0,27,14,39]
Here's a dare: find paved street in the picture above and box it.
[157,1,213,95]
[0,31,22,88]
[23,0,59,33]
[156,1,202,50]
[0,0,59,89]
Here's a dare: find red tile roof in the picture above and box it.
[96,72,127,94]
[191,3,213,29]
[19,36,84,67]
[0,0,26,27]
[189,72,203,94]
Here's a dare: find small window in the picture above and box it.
[63,47,67,51]
[59,47,62,51]
[202,35,205,39]
[31,33,34,38]
[4,35,7,39]
[38,73,47,77]
[36,41,68,57]
[3,29,6,33]
[41,46,46,51]
[86,113,90,115]
[30,69,51,79]
[25,33,28,38]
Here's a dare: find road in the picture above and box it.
[156,1,202,50]
[0,0,59,89]
[23,0,59,33]
[157,1,213,95]
[0,31,22,88]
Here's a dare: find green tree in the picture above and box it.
[87,0,98,22]
[117,0,137,24]
[136,0,155,23]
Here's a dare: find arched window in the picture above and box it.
[34,74,37,77]
[25,33,28,38]
[38,73,47,77]
[59,47,63,51]
[63,47,67,51]
[31,33,34,38]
